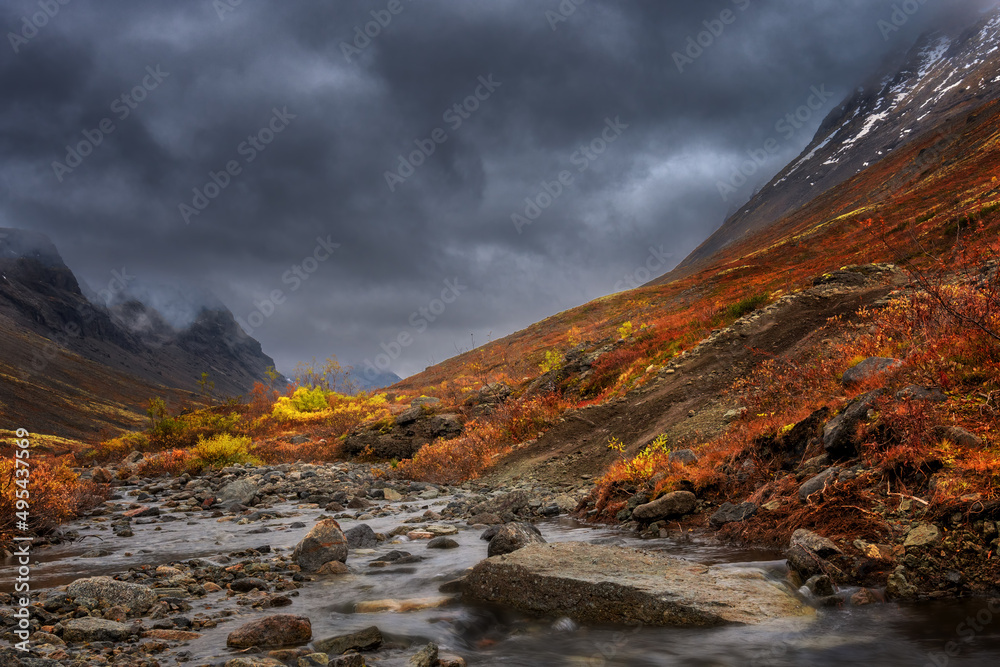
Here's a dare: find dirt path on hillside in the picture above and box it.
[484,272,906,490]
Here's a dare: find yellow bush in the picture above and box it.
[191,434,260,469]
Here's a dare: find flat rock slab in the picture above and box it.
[463,542,813,627]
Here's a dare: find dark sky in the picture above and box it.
[2,0,996,378]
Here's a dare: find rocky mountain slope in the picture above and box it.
[670,8,1000,277]
[0,227,277,443]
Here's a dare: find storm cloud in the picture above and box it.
[2,0,995,377]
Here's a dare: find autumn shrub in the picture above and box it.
[190,434,260,469]
[82,431,153,464]
[135,449,196,477]
[397,394,566,484]
[0,458,103,540]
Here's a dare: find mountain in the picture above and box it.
[669,9,1000,278]
[0,227,277,444]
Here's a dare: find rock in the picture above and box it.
[314,625,383,655]
[903,523,941,548]
[123,505,160,518]
[293,519,348,572]
[125,450,145,463]
[408,643,439,667]
[668,449,698,465]
[91,467,114,484]
[231,577,269,592]
[723,408,746,424]
[790,529,842,557]
[344,524,378,549]
[218,479,257,507]
[396,406,424,426]
[785,545,825,580]
[631,491,697,521]
[226,614,312,648]
[804,575,834,597]
[425,524,458,536]
[438,654,467,667]
[709,501,758,527]
[289,435,311,444]
[931,426,983,448]
[467,513,503,526]
[142,629,202,641]
[488,522,546,557]
[427,536,460,549]
[62,617,134,643]
[298,654,330,667]
[464,542,811,626]
[412,396,441,406]
[842,357,901,387]
[798,467,841,502]
[896,386,947,402]
[383,488,404,502]
[851,588,878,606]
[225,658,286,667]
[328,656,365,667]
[316,561,350,575]
[822,389,884,459]
[886,566,917,600]
[66,576,157,616]
[355,597,450,613]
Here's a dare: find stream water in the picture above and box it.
[3,493,1000,666]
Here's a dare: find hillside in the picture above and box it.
[0,228,278,446]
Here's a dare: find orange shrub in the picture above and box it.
[397,394,566,484]
[0,457,103,539]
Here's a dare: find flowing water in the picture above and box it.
[3,493,1000,666]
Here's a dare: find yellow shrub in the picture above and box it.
[191,434,260,469]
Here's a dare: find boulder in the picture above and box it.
[903,523,941,548]
[344,524,378,549]
[631,491,697,521]
[709,501,758,528]
[314,625,383,655]
[226,614,312,648]
[842,357,901,388]
[822,390,883,459]
[488,522,546,557]
[293,519,348,572]
[427,536,460,549]
[408,643,439,667]
[91,467,114,484]
[668,449,698,465]
[790,529,842,557]
[463,542,812,626]
[224,658,285,667]
[896,386,947,402]
[218,479,257,507]
[931,426,983,448]
[798,467,841,502]
[66,576,157,616]
[62,617,134,643]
